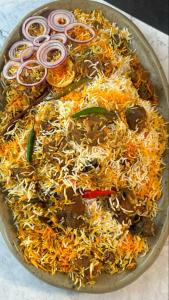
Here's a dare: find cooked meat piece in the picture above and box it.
[118,189,135,211]
[142,218,155,236]
[78,49,113,77]
[41,117,59,131]
[70,112,117,146]
[125,105,147,132]
[43,138,67,154]
[84,115,107,145]
[82,159,99,172]
[65,197,85,217]
[57,191,85,228]
[83,56,102,78]
[43,141,56,153]
[129,216,155,236]
[116,210,139,225]
[102,59,114,77]
[11,165,34,178]
[43,138,68,164]
[130,55,155,101]
[129,220,141,235]
[115,211,130,224]
[84,115,101,130]
[114,189,136,224]
[136,204,147,215]
[67,212,85,229]
[138,82,154,100]
[65,187,75,199]
[103,250,115,263]
[130,69,137,84]
[72,255,102,282]
[73,256,90,269]
[84,113,117,131]
[119,197,133,211]
[41,121,51,131]
[70,128,85,143]
[105,111,118,124]
[84,56,113,77]
[83,262,102,282]
[130,214,141,224]
[74,45,113,78]
[86,131,106,146]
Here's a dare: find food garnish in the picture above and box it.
[83,189,114,198]
[72,106,110,118]
[26,125,35,162]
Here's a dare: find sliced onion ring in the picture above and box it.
[22,16,50,41]
[48,9,75,32]
[64,22,95,43]
[20,46,38,64]
[37,40,67,69]
[2,61,21,80]
[16,59,47,86]
[8,40,33,62]
[33,34,50,47]
[50,33,67,44]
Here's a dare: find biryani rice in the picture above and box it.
[0,9,168,288]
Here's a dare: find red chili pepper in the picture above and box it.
[83,190,113,199]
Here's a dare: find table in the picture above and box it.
[0,1,168,300]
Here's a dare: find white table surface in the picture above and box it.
[0,1,168,300]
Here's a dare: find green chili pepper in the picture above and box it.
[72,106,110,119]
[47,77,91,102]
[27,126,35,163]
